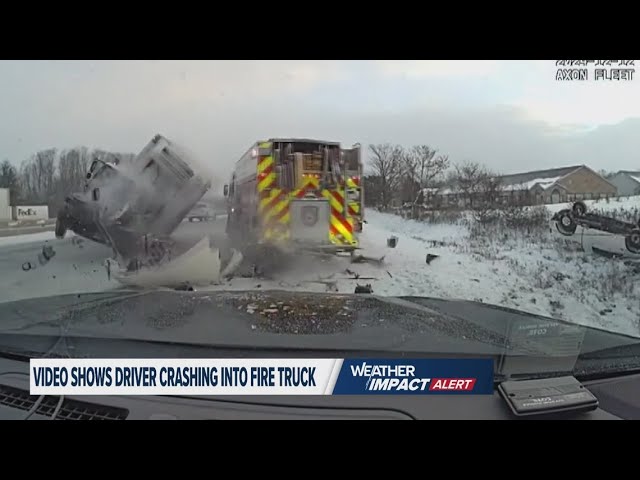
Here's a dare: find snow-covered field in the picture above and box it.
[214,203,640,337]
[358,210,639,336]
[0,198,638,338]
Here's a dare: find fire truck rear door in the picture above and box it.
[289,198,331,244]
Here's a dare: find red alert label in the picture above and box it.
[429,378,476,391]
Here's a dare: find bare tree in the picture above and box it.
[58,147,90,194]
[597,169,615,179]
[51,147,92,213]
[473,170,502,222]
[368,143,404,209]
[451,161,503,213]
[21,149,57,203]
[453,161,483,207]
[0,160,20,204]
[362,175,384,208]
[16,145,136,212]
[403,145,450,214]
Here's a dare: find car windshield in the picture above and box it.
[0,60,638,381]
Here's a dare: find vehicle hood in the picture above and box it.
[0,290,635,359]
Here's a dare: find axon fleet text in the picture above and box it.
[31,366,317,388]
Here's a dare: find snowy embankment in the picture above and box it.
[358,210,639,337]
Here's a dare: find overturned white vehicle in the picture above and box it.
[551,201,640,258]
[55,134,240,286]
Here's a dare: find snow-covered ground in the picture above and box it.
[360,211,639,336]
[0,202,638,338]
[0,232,118,305]
[211,207,640,338]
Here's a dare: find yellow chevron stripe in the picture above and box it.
[305,176,320,188]
[257,172,276,192]
[322,189,344,213]
[331,215,354,245]
[257,155,273,175]
[264,198,288,221]
[279,211,290,225]
[264,228,288,244]
[258,189,279,214]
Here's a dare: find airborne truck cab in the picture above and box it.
[56,134,211,261]
[224,138,362,253]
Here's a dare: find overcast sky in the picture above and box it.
[1,60,638,182]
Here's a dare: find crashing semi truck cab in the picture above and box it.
[56,134,211,260]
[224,138,363,252]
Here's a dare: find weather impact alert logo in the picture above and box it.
[329,358,493,395]
[357,363,475,392]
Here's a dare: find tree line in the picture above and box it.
[0,148,134,214]
[363,143,501,212]
[1,142,618,218]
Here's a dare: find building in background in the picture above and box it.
[491,165,616,205]
[430,165,617,208]
[0,188,10,221]
[607,171,640,197]
[496,165,617,205]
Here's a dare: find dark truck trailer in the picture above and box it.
[55,134,211,262]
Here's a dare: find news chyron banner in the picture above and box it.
[30,358,494,395]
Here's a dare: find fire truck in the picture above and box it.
[224,138,363,253]
[342,143,365,232]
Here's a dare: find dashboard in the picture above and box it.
[1,356,638,420]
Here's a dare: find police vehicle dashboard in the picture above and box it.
[0,290,639,420]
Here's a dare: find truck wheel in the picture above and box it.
[55,218,67,239]
[625,229,640,254]
[572,201,587,216]
[555,210,577,236]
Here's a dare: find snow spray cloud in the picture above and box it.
[84,135,215,221]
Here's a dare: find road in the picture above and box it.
[0,224,56,238]
[0,217,228,304]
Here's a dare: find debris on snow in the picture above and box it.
[426,253,439,265]
[355,284,373,294]
[113,236,224,288]
[38,245,55,265]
